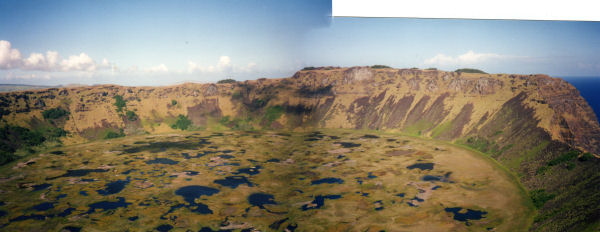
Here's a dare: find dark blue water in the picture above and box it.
[156,224,173,232]
[301,195,342,210]
[31,183,52,191]
[97,178,130,195]
[10,214,46,222]
[407,163,434,171]
[0,210,7,217]
[311,177,344,185]
[79,191,88,196]
[145,158,179,165]
[57,207,76,217]
[128,216,139,221]
[213,176,254,188]
[47,169,109,180]
[235,166,261,175]
[563,77,600,121]
[86,197,131,213]
[444,207,487,223]
[175,186,220,204]
[32,202,54,211]
[61,226,81,232]
[248,193,277,209]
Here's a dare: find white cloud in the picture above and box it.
[424,50,506,66]
[187,56,257,74]
[146,64,169,73]
[61,53,96,71]
[0,40,23,69]
[0,40,112,73]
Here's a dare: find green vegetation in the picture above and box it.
[579,152,595,161]
[0,125,46,165]
[171,114,192,130]
[548,150,579,166]
[536,166,549,175]
[264,106,284,123]
[530,189,556,209]
[171,99,177,106]
[455,68,487,74]
[126,110,138,121]
[113,95,126,112]
[42,107,70,120]
[302,66,317,71]
[425,68,437,70]
[104,129,125,139]
[370,65,391,69]
[430,121,452,138]
[217,78,236,84]
[219,116,254,130]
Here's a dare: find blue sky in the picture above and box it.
[1,0,599,86]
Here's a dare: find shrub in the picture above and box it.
[579,152,595,161]
[530,189,556,209]
[548,150,579,166]
[126,110,138,121]
[264,106,284,123]
[171,115,192,130]
[104,129,125,139]
[425,68,437,70]
[42,108,70,120]
[302,67,317,71]
[217,79,236,84]
[113,95,126,112]
[455,68,487,74]
[371,65,391,69]
[171,100,177,106]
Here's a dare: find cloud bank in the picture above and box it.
[0,40,111,72]
[424,50,506,66]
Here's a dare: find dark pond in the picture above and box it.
[47,169,109,180]
[374,200,384,211]
[411,196,424,202]
[156,224,173,232]
[56,194,67,200]
[32,202,54,211]
[214,176,254,188]
[266,158,280,162]
[301,195,342,210]
[311,177,344,185]
[444,207,488,223]
[0,210,6,217]
[50,150,64,155]
[396,193,405,197]
[175,186,220,204]
[79,191,88,196]
[248,193,277,209]
[97,178,130,195]
[335,142,361,148]
[367,172,377,179]
[123,141,203,154]
[432,185,441,190]
[422,172,452,183]
[10,214,46,222]
[407,163,434,170]
[184,171,199,176]
[362,134,379,139]
[128,216,138,221]
[269,217,288,230]
[32,183,52,191]
[218,155,235,159]
[0,201,4,206]
[235,166,261,175]
[61,226,82,232]
[86,197,131,213]
[145,158,179,165]
[57,207,75,217]
[121,169,137,174]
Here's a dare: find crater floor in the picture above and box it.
[0,129,534,231]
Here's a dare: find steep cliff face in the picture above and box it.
[1,66,599,231]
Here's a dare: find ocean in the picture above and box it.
[562,77,600,121]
